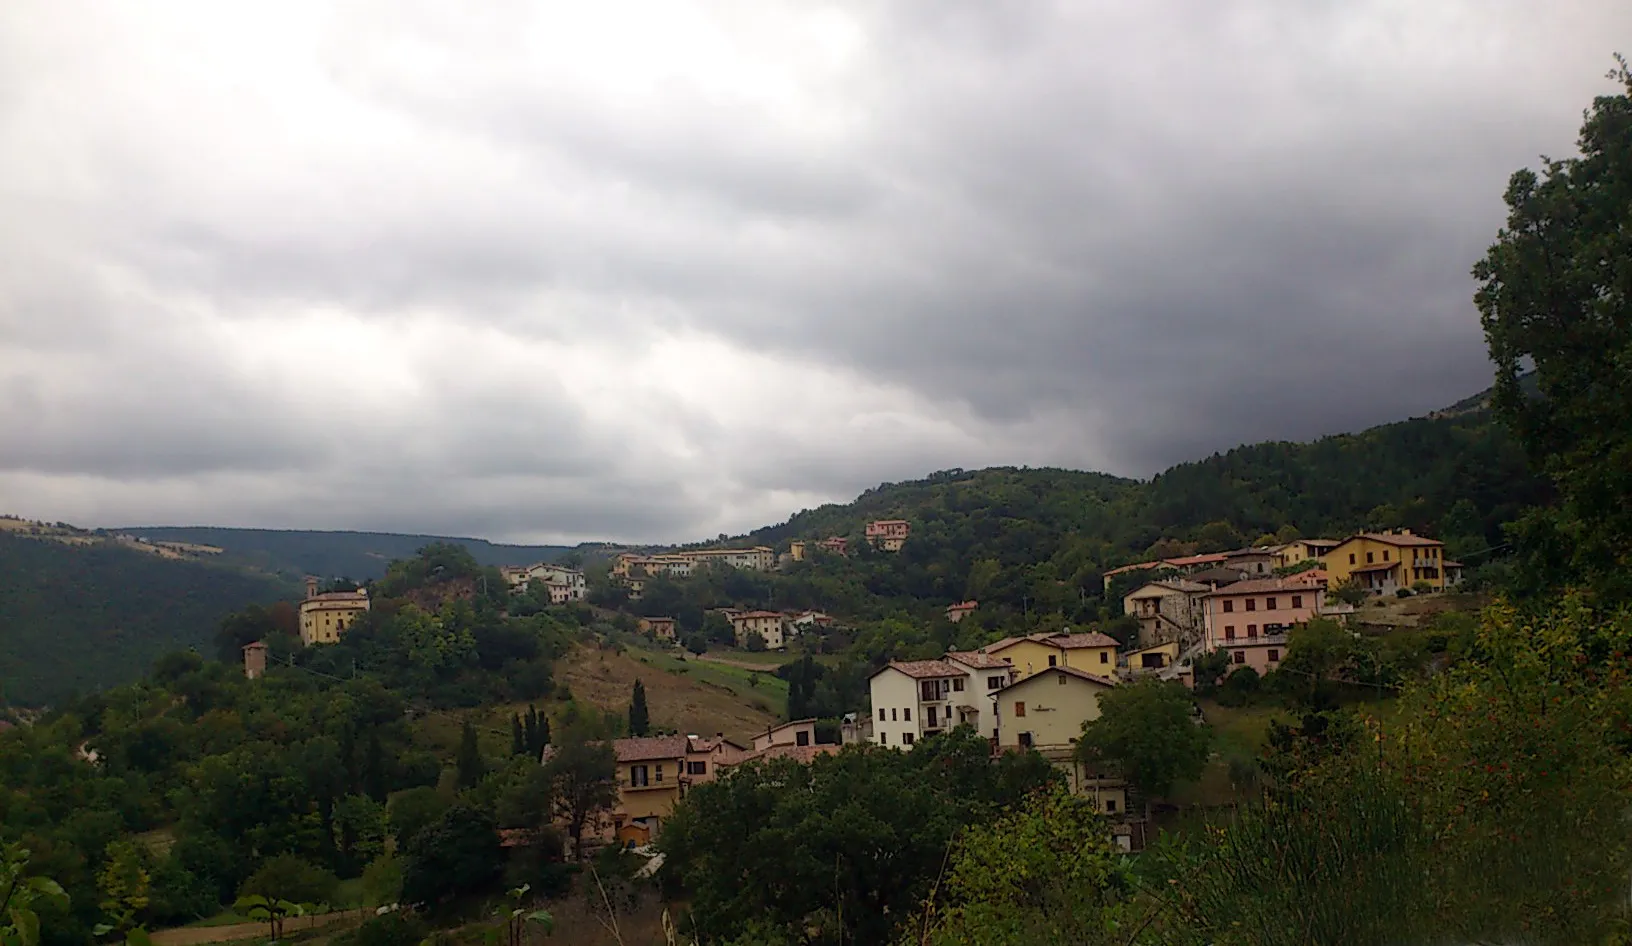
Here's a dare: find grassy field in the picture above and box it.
[413,641,784,754]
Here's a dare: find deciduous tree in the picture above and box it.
[1077,678,1208,818]
[1476,59,1632,603]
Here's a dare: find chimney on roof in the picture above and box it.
[1400,528,1412,535]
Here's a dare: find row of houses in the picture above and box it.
[639,609,837,649]
[544,719,838,849]
[855,631,1132,819]
[1105,530,1462,597]
[499,562,588,604]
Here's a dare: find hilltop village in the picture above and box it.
[266,517,1466,853]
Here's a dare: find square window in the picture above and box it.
[1266,597,1276,610]
[903,733,914,745]
[1225,625,1235,640]
[952,677,965,692]
[796,731,810,746]
[1099,652,1108,664]
[1014,702,1026,718]
[988,676,1003,690]
[1246,599,1256,612]
[1233,651,1245,664]
[1268,649,1280,662]
[1106,799,1118,813]
[1292,595,1303,608]
[687,761,706,775]
[1048,655,1057,667]
[1058,674,1067,685]
[1223,600,1234,613]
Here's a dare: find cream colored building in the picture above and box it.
[993,666,1126,815]
[613,546,776,583]
[731,610,789,649]
[298,578,370,646]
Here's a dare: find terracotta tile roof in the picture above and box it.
[878,659,964,679]
[1103,561,1163,577]
[1204,578,1324,596]
[734,610,785,620]
[740,744,840,764]
[946,600,978,610]
[1186,566,1251,585]
[1348,562,1399,574]
[1051,632,1120,650]
[612,735,690,762]
[998,665,1119,693]
[1161,553,1230,567]
[979,636,1027,654]
[1349,532,1444,548]
[1284,569,1329,584]
[1128,579,1211,595]
[945,650,1012,669]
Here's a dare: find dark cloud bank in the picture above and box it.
[1,1,1626,543]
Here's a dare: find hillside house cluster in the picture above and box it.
[1105,530,1461,597]
[864,519,911,551]
[1115,530,1460,678]
[544,720,838,852]
[635,609,837,650]
[860,633,1130,821]
[500,562,587,604]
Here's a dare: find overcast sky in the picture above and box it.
[1,2,1625,544]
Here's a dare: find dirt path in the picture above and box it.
[151,909,367,946]
[692,653,781,672]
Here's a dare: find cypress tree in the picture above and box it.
[456,720,485,789]
[511,713,526,756]
[524,705,539,755]
[629,679,650,737]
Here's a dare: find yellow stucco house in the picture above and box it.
[1274,538,1341,569]
[992,665,1127,816]
[1322,530,1448,594]
[981,631,1120,680]
[298,577,369,646]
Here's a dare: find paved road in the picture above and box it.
[151,909,367,945]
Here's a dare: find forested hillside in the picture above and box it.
[0,535,297,705]
[122,527,573,581]
[741,409,1542,592]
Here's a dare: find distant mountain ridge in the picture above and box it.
[0,534,295,705]
[117,527,574,581]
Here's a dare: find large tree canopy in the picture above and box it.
[1476,59,1632,603]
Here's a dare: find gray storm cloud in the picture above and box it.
[0,0,1626,543]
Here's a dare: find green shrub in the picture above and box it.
[1395,588,1414,599]
[237,854,339,907]
[339,910,428,946]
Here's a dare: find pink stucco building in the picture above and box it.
[1201,578,1325,675]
